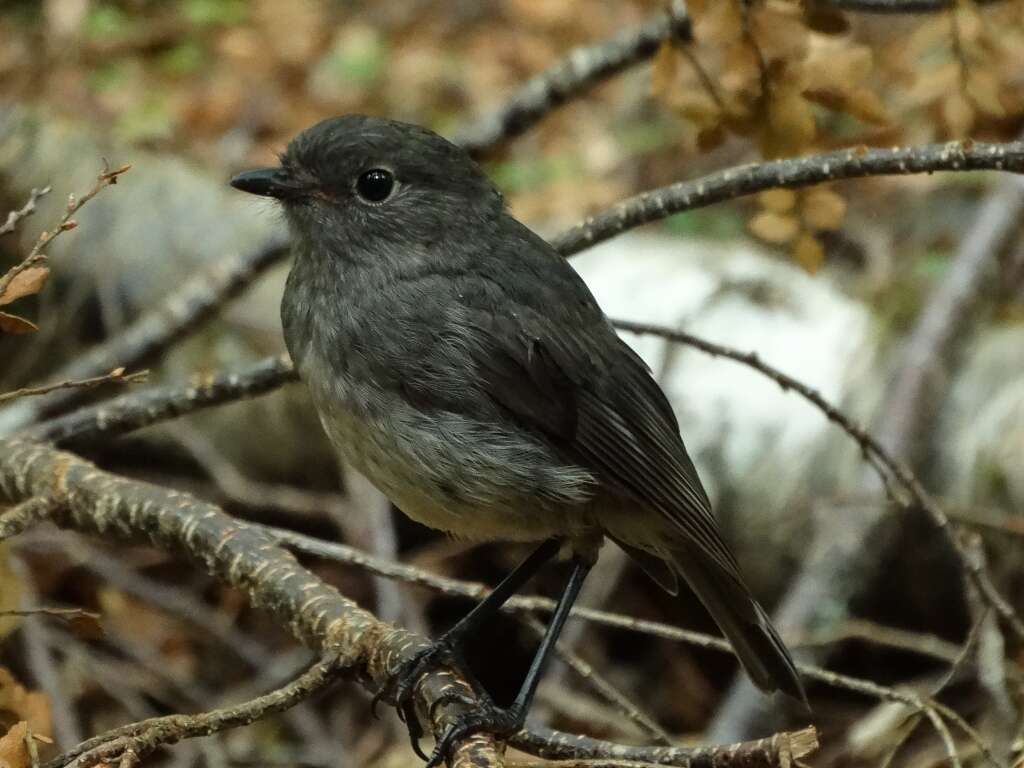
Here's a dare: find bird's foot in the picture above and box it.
[372,640,462,759]
[425,702,524,767]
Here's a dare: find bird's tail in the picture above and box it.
[669,543,806,705]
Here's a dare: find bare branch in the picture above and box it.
[611,319,1023,644]
[0,437,824,768]
[0,437,503,768]
[454,2,691,156]
[47,654,344,768]
[0,237,289,433]
[510,725,819,767]
[0,187,52,237]
[24,355,297,444]
[817,0,1005,11]
[0,368,148,405]
[553,140,1024,257]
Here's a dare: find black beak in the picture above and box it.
[229,167,298,199]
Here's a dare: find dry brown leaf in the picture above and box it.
[843,87,890,125]
[0,313,37,335]
[674,91,722,130]
[0,669,51,738]
[749,211,799,244]
[804,45,873,93]
[758,189,797,214]
[966,69,1006,117]
[0,267,49,307]
[0,722,29,768]
[750,2,809,65]
[793,232,825,274]
[803,188,847,231]
[762,66,816,158]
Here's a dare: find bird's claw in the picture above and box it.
[371,641,459,760]
[425,703,524,768]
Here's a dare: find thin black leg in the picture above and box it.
[440,538,560,646]
[426,556,593,767]
[378,538,560,758]
[507,556,591,716]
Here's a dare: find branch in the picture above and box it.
[510,725,818,767]
[0,368,148,405]
[0,438,823,768]
[0,437,503,768]
[258,521,1002,768]
[47,654,344,768]
[817,0,1005,11]
[612,320,1023,644]
[0,237,289,434]
[453,2,691,156]
[0,186,51,237]
[552,140,1024,256]
[0,164,130,300]
[23,355,297,445]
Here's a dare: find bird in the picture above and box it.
[230,114,806,764]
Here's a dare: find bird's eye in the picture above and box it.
[355,168,395,203]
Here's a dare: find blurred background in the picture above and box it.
[1,1,1023,766]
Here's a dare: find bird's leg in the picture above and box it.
[426,556,592,767]
[377,538,560,756]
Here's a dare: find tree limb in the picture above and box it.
[453,2,691,157]
[553,140,1024,257]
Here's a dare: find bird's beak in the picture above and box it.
[229,167,299,199]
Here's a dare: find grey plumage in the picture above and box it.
[235,114,805,704]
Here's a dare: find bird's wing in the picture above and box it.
[467,308,743,580]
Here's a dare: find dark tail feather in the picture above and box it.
[669,545,807,706]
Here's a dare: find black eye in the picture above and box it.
[356,168,395,203]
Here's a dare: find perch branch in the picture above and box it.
[0,438,816,768]
[0,437,502,768]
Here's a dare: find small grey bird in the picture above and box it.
[231,115,805,762]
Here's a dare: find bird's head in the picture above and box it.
[230,115,503,260]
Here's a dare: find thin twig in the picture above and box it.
[46,654,344,768]
[510,725,819,767]
[818,0,1004,11]
[0,187,52,237]
[0,237,289,433]
[612,319,1024,644]
[0,368,148,405]
[24,355,297,445]
[0,163,130,301]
